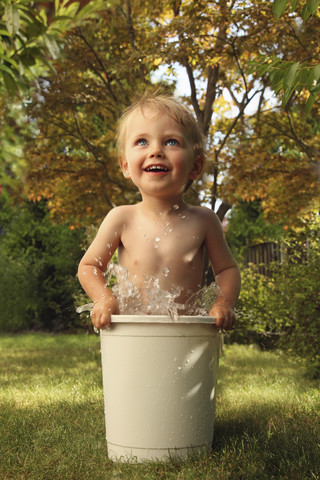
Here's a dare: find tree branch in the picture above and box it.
[202,64,220,137]
[75,27,119,104]
[184,60,202,122]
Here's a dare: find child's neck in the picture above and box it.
[138,195,187,219]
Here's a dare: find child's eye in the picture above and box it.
[166,139,179,146]
[137,138,148,146]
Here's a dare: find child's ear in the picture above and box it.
[119,156,131,179]
[189,155,205,180]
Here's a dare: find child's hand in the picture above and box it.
[209,299,236,331]
[91,296,119,329]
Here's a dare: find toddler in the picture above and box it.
[78,92,241,330]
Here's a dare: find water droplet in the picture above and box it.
[178,366,182,370]
[173,204,179,210]
[162,267,170,277]
[155,237,160,242]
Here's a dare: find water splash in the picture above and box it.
[77,263,220,320]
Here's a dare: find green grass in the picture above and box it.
[0,334,319,480]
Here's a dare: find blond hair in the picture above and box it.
[117,91,206,162]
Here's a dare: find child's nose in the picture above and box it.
[148,142,163,158]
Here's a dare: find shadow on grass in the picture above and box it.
[1,337,319,480]
[0,398,111,480]
[211,345,320,479]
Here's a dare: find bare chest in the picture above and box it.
[118,217,205,277]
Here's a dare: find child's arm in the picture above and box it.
[204,209,241,330]
[78,208,123,329]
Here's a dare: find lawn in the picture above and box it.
[0,333,319,480]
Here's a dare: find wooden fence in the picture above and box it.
[245,242,283,275]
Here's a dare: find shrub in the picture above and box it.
[236,216,320,377]
[0,195,85,331]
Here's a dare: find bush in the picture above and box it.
[236,216,320,377]
[0,195,85,331]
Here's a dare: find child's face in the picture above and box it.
[120,107,203,199]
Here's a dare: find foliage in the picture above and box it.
[226,200,284,263]
[236,212,320,378]
[220,100,320,225]
[0,83,35,202]
[248,0,320,111]
[0,0,107,207]
[20,0,320,227]
[273,0,320,20]
[0,192,85,331]
[250,54,320,113]
[0,0,105,95]
[24,6,161,225]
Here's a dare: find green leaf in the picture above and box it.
[306,63,320,89]
[289,0,299,11]
[19,51,37,67]
[308,0,320,15]
[272,0,289,18]
[49,15,75,24]
[0,53,19,70]
[2,71,18,95]
[4,3,20,35]
[270,69,285,93]
[284,61,300,90]
[62,2,80,18]
[0,30,11,37]
[301,1,320,20]
[75,0,106,22]
[281,86,295,107]
[42,34,60,59]
[0,62,17,78]
[305,93,316,113]
[313,63,320,81]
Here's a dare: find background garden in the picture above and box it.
[0,1,319,478]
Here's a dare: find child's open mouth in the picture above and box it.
[144,165,170,173]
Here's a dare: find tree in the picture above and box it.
[0,0,104,95]
[0,192,85,331]
[22,0,319,227]
[225,200,283,263]
[249,0,320,111]
[219,100,320,225]
[24,3,160,225]
[0,0,107,202]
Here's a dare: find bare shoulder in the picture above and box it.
[100,205,138,228]
[188,205,222,226]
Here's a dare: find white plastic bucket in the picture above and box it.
[100,315,220,462]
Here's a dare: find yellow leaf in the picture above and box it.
[153,57,162,66]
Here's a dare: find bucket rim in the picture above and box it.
[109,314,215,325]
